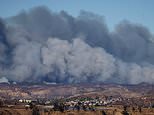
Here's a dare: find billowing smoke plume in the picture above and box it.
[0,6,154,84]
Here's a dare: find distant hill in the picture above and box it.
[0,83,153,100]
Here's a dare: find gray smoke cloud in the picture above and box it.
[110,21,153,64]
[0,6,154,84]
[0,18,11,65]
[41,38,116,83]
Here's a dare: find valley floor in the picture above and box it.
[0,107,154,115]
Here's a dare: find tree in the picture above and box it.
[0,100,4,107]
[122,106,129,115]
[32,107,40,115]
[53,101,65,112]
[101,110,107,115]
[138,106,142,113]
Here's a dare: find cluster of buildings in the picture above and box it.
[65,96,122,107]
[15,95,123,111]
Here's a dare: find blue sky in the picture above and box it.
[0,0,154,32]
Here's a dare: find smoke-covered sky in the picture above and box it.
[1,0,154,32]
[0,6,154,84]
